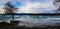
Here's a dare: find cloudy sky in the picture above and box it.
[0,0,58,13]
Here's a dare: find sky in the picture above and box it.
[0,0,58,13]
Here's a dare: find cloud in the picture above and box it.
[16,0,56,13]
[0,0,57,13]
[0,6,5,14]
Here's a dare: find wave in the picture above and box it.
[0,15,60,27]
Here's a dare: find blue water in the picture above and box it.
[0,15,60,21]
[0,15,60,27]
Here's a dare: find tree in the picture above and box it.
[3,1,18,20]
[53,0,60,13]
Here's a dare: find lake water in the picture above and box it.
[0,15,60,20]
[0,15,60,27]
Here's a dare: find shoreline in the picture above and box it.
[0,20,60,29]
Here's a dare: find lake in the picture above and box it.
[0,15,60,27]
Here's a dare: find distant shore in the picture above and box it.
[0,13,60,16]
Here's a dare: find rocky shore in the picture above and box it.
[0,20,60,29]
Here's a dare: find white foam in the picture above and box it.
[16,18,60,27]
